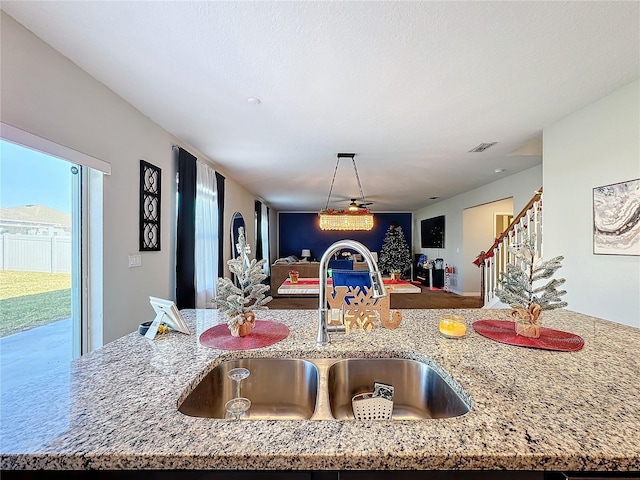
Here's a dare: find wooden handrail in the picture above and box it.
[473,187,542,267]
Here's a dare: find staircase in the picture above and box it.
[473,188,543,307]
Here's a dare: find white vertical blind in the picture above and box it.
[195,161,218,308]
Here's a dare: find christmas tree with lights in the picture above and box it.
[377,223,412,276]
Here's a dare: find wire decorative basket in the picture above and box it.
[351,392,394,420]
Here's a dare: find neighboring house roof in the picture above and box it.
[0,205,71,228]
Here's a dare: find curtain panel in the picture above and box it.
[254,200,270,276]
[175,147,197,309]
[195,161,218,308]
[255,200,263,260]
[262,204,270,276]
[215,172,225,276]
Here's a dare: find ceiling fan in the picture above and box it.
[348,198,373,211]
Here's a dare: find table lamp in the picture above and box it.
[301,249,311,261]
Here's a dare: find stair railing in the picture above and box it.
[473,188,543,306]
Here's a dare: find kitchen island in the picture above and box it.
[1,308,639,477]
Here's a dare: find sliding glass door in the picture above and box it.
[0,139,82,449]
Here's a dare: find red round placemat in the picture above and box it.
[199,320,290,350]
[473,320,584,352]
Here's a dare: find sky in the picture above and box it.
[0,139,73,213]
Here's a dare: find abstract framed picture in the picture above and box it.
[593,178,640,256]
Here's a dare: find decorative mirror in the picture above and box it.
[230,212,246,286]
[230,212,246,259]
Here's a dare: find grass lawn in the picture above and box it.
[0,271,71,338]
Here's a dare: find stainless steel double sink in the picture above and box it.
[178,357,471,421]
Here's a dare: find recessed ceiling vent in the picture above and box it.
[469,142,497,153]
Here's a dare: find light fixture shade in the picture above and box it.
[301,249,311,258]
[318,212,374,231]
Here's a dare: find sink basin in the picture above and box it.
[178,358,319,420]
[327,357,470,420]
[179,356,470,421]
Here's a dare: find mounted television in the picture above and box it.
[420,215,445,248]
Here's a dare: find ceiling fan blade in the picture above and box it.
[350,198,373,207]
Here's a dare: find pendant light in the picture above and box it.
[318,153,374,231]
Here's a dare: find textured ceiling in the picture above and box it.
[2,1,639,212]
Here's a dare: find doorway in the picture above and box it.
[462,198,514,296]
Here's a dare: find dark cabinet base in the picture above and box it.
[413,254,444,288]
[414,267,444,288]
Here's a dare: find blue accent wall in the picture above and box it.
[278,212,412,261]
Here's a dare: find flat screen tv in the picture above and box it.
[420,215,445,248]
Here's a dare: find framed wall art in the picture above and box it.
[593,178,639,256]
[140,160,161,251]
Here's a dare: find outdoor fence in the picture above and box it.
[0,233,71,273]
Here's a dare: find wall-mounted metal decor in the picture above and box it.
[593,178,640,256]
[140,160,161,251]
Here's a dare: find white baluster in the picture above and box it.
[484,261,491,304]
[478,190,543,307]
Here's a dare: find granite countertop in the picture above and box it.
[2,308,639,472]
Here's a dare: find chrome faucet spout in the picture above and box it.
[317,240,387,346]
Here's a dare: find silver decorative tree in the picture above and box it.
[216,227,272,333]
[497,231,567,311]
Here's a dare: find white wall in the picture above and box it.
[462,197,513,295]
[544,79,640,327]
[414,165,542,296]
[1,13,259,345]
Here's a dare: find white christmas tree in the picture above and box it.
[216,227,272,331]
[377,224,412,276]
[496,231,567,311]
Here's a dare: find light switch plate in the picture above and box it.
[128,254,142,268]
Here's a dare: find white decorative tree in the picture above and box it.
[377,223,412,276]
[216,227,272,336]
[496,231,568,311]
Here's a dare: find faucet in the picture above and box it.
[317,240,387,346]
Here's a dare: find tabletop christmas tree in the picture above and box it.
[378,223,412,277]
[497,231,567,338]
[216,226,272,337]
